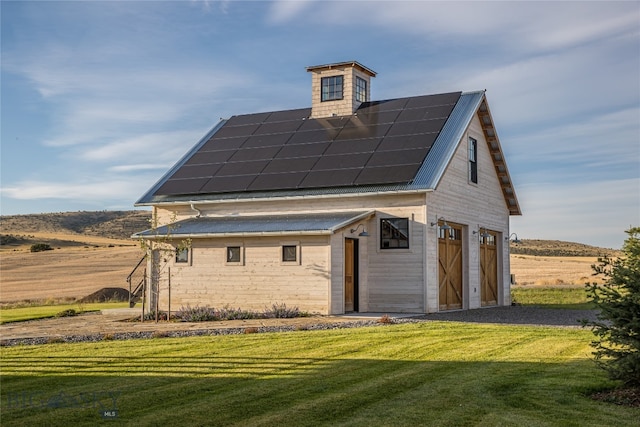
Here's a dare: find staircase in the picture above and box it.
[127,257,146,308]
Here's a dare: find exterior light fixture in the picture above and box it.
[350,224,369,237]
[506,233,521,244]
[473,227,491,238]
[430,217,451,231]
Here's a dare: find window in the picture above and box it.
[355,76,367,102]
[321,75,343,101]
[469,137,478,184]
[282,245,298,262]
[380,218,409,249]
[175,247,189,263]
[227,246,241,263]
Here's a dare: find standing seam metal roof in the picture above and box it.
[132,211,375,238]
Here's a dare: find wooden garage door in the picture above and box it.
[480,232,498,307]
[438,223,463,310]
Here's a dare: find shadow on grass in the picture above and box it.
[1,356,635,427]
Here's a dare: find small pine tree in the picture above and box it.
[583,227,640,386]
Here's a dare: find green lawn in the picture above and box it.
[1,322,635,426]
[511,286,594,309]
[0,302,128,324]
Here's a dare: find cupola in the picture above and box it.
[306,61,376,119]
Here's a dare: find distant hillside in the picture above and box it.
[0,210,621,257]
[1,210,152,240]
[510,239,620,257]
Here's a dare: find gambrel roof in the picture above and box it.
[137,90,520,215]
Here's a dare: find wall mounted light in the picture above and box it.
[430,217,451,231]
[506,233,521,244]
[350,224,369,237]
[473,227,491,238]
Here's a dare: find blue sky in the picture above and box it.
[1,0,638,249]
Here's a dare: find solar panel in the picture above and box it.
[366,148,429,167]
[276,142,330,158]
[248,172,307,191]
[264,108,311,122]
[151,91,461,197]
[241,133,292,148]
[313,153,371,171]
[299,169,361,188]
[263,158,318,173]
[213,123,260,139]
[254,120,303,135]
[355,165,418,185]
[170,164,222,179]
[225,112,271,126]
[405,92,460,108]
[200,136,247,151]
[217,160,269,176]
[185,150,235,165]
[200,175,256,193]
[377,133,437,151]
[155,178,211,195]
[325,138,382,155]
[229,146,281,162]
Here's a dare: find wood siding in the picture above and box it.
[426,113,511,312]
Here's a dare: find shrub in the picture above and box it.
[30,243,52,252]
[218,306,257,320]
[583,227,640,387]
[55,309,77,318]
[176,305,219,322]
[264,303,299,318]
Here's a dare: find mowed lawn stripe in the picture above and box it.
[2,322,637,426]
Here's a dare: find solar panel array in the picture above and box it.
[154,92,461,196]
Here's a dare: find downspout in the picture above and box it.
[190,203,202,218]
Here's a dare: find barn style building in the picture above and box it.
[134,61,521,315]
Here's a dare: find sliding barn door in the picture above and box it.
[438,224,463,310]
[480,232,498,306]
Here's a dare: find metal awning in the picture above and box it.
[133,211,375,239]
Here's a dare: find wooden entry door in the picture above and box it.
[344,238,358,312]
[438,223,463,310]
[480,232,498,306]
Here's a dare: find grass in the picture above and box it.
[511,286,595,309]
[0,302,128,324]
[1,322,637,426]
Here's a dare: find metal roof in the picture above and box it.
[133,211,375,239]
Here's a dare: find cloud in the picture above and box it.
[0,179,148,201]
[267,0,315,24]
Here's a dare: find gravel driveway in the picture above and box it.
[421,305,599,327]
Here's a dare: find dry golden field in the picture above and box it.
[509,254,603,286]
[0,232,143,303]
[0,236,604,303]
[0,211,616,303]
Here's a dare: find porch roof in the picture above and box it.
[133,211,374,239]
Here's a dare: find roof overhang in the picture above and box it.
[306,61,376,77]
[133,211,375,240]
[476,97,521,215]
